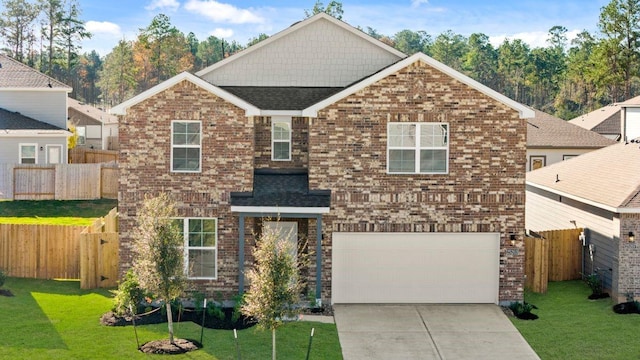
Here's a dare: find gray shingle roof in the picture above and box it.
[527,141,640,209]
[231,169,331,208]
[0,107,64,130]
[527,109,616,148]
[0,54,71,89]
[68,98,118,124]
[220,86,344,110]
[569,95,640,136]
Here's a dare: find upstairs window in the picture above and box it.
[387,123,449,174]
[271,117,291,161]
[171,121,201,172]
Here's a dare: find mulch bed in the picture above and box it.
[100,306,256,330]
[139,338,201,354]
[613,301,640,315]
[588,292,610,300]
[0,289,14,297]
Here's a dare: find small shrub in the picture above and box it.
[0,268,7,288]
[509,301,538,320]
[112,270,147,316]
[231,294,245,323]
[584,273,603,295]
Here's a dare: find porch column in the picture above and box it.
[316,215,322,301]
[238,214,245,295]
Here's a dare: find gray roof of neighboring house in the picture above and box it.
[527,141,640,209]
[220,86,345,110]
[569,95,640,136]
[230,168,331,208]
[0,107,64,130]
[0,54,71,89]
[527,109,616,148]
[68,98,118,124]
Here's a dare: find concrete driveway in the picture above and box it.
[334,304,540,360]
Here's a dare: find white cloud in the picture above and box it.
[209,28,234,38]
[85,21,122,36]
[184,0,264,24]
[411,0,429,8]
[145,0,180,12]
[490,28,584,49]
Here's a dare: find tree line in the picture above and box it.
[2,0,640,120]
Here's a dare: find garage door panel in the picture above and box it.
[332,232,500,304]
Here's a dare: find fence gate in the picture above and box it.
[80,233,118,289]
[525,228,583,293]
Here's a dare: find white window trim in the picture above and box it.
[386,122,449,174]
[171,120,202,173]
[19,143,38,164]
[271,116,292,161]
[45,144,63,164]
[178,217,218,280]
[76,126,86,145]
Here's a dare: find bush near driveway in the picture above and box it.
[512,281,639,360]
[0,277,342,359]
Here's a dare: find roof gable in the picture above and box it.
[302,52,535,119]
[196,13,405,87]
[527,109,616,148]
[0,54,71,90]
[527,142,640,210]
[110,72,260,116]
[68,98,118,124]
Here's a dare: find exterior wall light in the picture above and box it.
[510,234,516,246]
[629,232,635,243]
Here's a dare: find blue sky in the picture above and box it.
[65,1,609,55]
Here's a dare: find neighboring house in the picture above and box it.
[0,54,71,164]
[526,142,640,302]
[569,95,640,141]
[112,14,533,305]
[68,98,118,150]
[527,109,616,171]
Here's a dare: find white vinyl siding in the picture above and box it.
[19,143,37,164]
[171,121,201,172]
[175,218,218,280]
[271,117,291,161]
[387,123,449,174]
[86,125,102,139]
[0,90,68,129]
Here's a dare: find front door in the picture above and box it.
[46,145,63,164]
[263,221,298,260]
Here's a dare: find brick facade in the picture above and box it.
[616,213,640,301]
[118,80,255,296]
[118,60,527,303]
[309,61,526,302]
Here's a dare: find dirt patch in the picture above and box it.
[139,338,200,354]
[0,289,14,297]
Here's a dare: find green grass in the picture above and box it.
[512,280,640,360]
[0,199,117,225]
[0,277,342,359]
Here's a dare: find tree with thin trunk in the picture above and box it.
[131,193,186,344]
[242,223,306,360]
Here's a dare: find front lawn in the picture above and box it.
[0,199,117,225]
[0,278,342,359]
[512,281,640,360]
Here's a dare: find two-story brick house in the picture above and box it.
[112,13,533,305]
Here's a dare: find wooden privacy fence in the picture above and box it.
[0,207,119,290]
[525,228,583,293]
[0,224,85,279]
[80,207,119,289]
[69,147,118,164]
[0,163,117,200]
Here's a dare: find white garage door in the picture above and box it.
[331,232,500,304]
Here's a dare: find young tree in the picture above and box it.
[304,0,343,19]
[0,0,40,62]
[131,193,186,344]
[242,224,306,360]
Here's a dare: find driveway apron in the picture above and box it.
[333,304,540,360]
